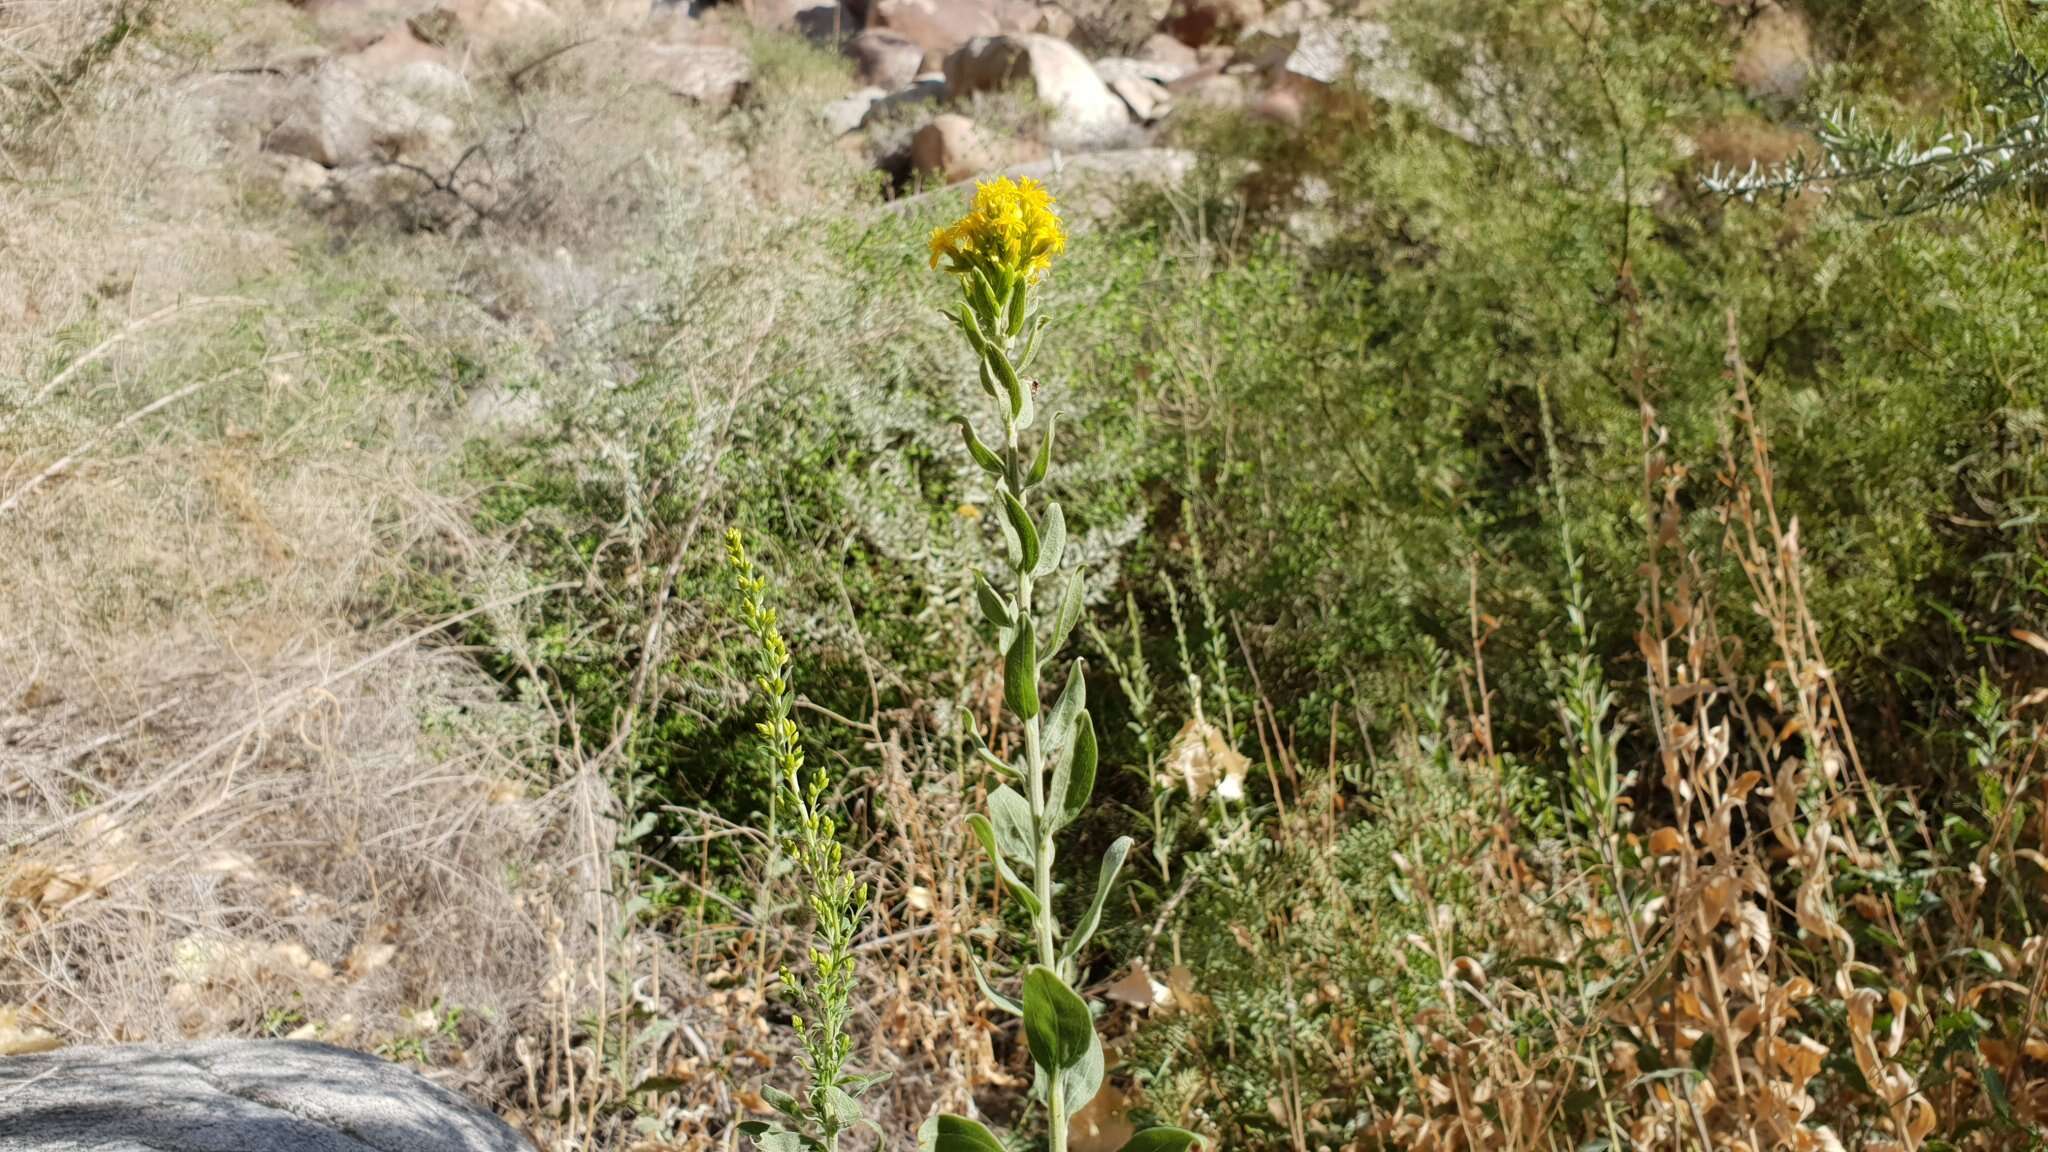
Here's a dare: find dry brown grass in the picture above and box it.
[0,0,740,1135]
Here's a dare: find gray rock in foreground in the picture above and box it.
[0,1040,528,1152]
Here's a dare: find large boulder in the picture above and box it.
[348,25,470,98]
[1733,1,1814,102]
[1029,3,1075,39]
[1134,32,1201,82]
[942,33,1128,146]
[847,27,925,89]
[859,75,948,127]
[1168,67,1245,110]
[264,60,458,169]
[887,146,1196,221]
[747,0,856,39]
[911,112,995,183]
[628,37,755,105]
[300,0,422,49]
[1240,16,1492,142]
[0,1040,526,1151]
[1161,0,1262,48]
[440,0,566,44]
[822,85,888,134]
[866,0,1038,66]
[1093,58,1173,122]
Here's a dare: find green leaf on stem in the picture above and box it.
[1043,659,1086,769]
[968,947,1022,1016]
[1031,503,1065,578]
[989,785,1036,868]
[1118,1127,1203,1152]
[968,814,1040,915]
[1000,491,1038,575]
[1004,613,1040,716]
[1052,713,1097,832]
[1060,1029,1104,1116]
[1007,277,1029,338]
[958,420,1005,476]
[1042,570,1085,666]
[921,1113,1008,1152]
[975,572,1014,628]
[1025,412,1056,489]
[1022,965,1093,1073]
[1062,834,1128,963]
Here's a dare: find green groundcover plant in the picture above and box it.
[918,179,1201,1152]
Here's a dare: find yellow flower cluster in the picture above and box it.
[928,176,1066,282]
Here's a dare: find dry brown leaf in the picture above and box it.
[1105,963,1167,1009]
[1070,1081,1134,1152]
[1161,717,1249,803]
[2012,628,2048,656]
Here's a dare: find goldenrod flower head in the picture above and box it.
[928,176,1066,282]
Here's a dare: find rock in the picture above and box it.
[1030,3,1075,39]
[911,113,994,183]
[1093,58,1172,122]
[1733,2,1813,102]
[1251,76,1307,123]
[301,0,420,50]
[442,0,566,43]
[1234,0,1328,69]
[271,153,337,205]
[868,0,1004,68]
[859,74,948,127]
[942,34,1128,146]
[1095,55,1181,85]
[749,0,855,39]
[792,1,857,40]
[629,37,754,105]
[1216,15,1487,141]
[1168,67,1244,109]
[0,1040,526,1152]
[1271,13,1372,85]
[888,146,1195,219]
[847,28,925,89]
[822,85,887,134]
[264,61,456,169]
[348,26,470,99]
[1135,32,1200,81]
[1162,0,1262,48]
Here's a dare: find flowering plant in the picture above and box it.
[922,178,1200,1152]
[727,529,883,1152]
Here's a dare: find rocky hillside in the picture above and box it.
[14,2,2036,1152]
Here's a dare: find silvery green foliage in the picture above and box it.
[922,245,1198,1152]
[1704,53,2048,216]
